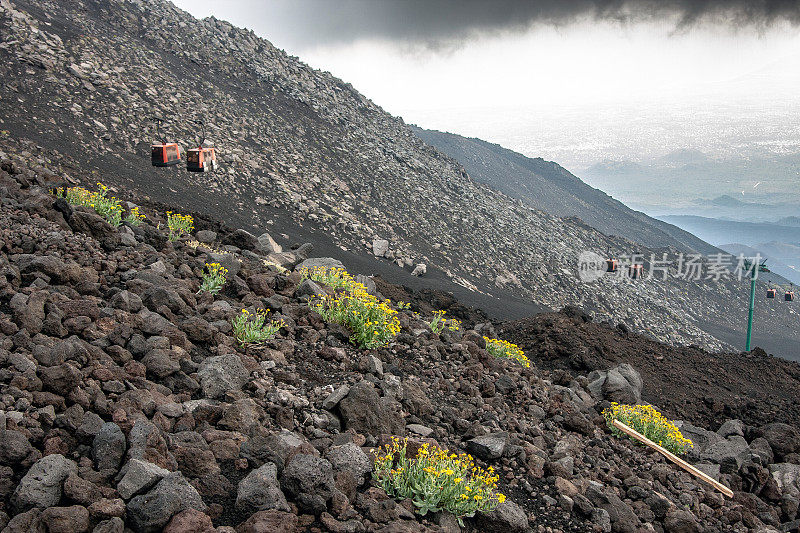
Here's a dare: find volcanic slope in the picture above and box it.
[412,127,719,255]
[1,0,799,356]
[2,135,800,532]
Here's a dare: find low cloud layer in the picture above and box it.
[253,0,800,49]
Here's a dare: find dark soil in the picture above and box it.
[500,308,800,432]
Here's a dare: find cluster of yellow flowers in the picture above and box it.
[429,310,461,334]
[56,182,123,227]
[124,206,145,226]
[483,337,530,368]
[197,262,228,295]
[231,308,285,346]
[298,266,356,290]
[166,211,194,241]
[300,266,402,349]
[603,403,694,455]
[373,437,504,525]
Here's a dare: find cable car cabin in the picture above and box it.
[606,259,618,273]
[187,147,217,173]
[766,289,776,299]
[151,143,181,167]
[628,264,644,279]
[786,291,795,302]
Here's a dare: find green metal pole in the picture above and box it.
[745,272,756,351]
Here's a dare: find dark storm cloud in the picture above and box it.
[267,0,800,49]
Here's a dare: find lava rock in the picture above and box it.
[126,473,206,532]
[197,354,249,399]
[236,462,290,515]
[12,454,77,511]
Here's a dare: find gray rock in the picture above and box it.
[92,517,125,533]
[602,363,642,404]
[93,422,126,472]
[770,463,800,497]
[209,252,241,279]
[762,423,800,460]
[241,429,310,473]
[12,454,77,511]
[295,257,345,271]
[196,230,217,244]
[406,424,434,437]
[694,463,721,481]
[141,348,180,378]
[256,232,282,254]
[295,279,326,298]
[325,443,372,485]
[476,500,530,532]
[411,263,426,276]
[586,482,639,533]
[372,239,389,257]
[0,429,35,465]
[280,454,335,512]
[338,380,404,437]
[717,419,745,438]
[116,459,170,500]
[677,422,723,462]
[126,473,206,533]
[197,354,249,399]
[222,228,259,250]
[359,354,383,376]
[236,462,290,515]
[664,508,700,533]
[700,436,750,474]
[466,432,508,460]
[750,437,775,466]
[592,508,612,532]
[322,385,350,410]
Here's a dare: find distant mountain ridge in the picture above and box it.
[412,127,719,254]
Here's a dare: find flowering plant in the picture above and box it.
[603,403,694,455]
[166,211,193,241]
[429,310,461,334]
[197,262,228,295]
[57,182,123,227]
[373,437,504,525]
[483,337,530,367]
[231,308,285,346]
[301,266,401,349]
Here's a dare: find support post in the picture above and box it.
[745,272,756,352]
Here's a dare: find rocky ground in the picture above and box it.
[1,0,799,357]
[2,132,800,533]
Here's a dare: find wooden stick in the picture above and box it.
[612,419,734,498]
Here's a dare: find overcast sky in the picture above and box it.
[171,0,800,168]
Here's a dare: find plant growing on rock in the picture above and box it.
[56,182,123,227]
[483,336,530,367]
[603,403,694,456]
[124,205,145,226]
[373,437,505,525]
[166,211,194,241]
[302,266,401,349]
[429,310,461,334]
[197,262,227,295]
[231,308,285,346]
[299,265,356,290]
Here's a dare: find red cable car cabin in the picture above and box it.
[628,264,644,279]
[187,147,217,173]
[606,259,618,273]
[766,289,776,299]
[151,142,181,167]
[785,291,795,302]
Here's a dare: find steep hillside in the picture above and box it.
[412,127,718,255]
[1,0,799,357]
[2,137,800,532]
